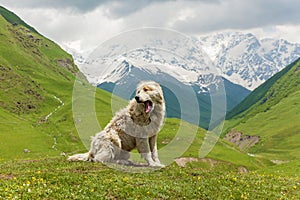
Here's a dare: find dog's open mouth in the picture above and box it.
[144,100,153,113]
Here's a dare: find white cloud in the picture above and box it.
[4,6,125,52]
[1,0,300,52]
[274,25,300,44]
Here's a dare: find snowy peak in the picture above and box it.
[72,31,300,91]
[101,56,201,87]
[102,60,132,83]
[199,32,300,90]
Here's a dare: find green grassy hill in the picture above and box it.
[224,58,300,162]
[0,7,81,160]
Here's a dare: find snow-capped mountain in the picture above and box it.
[77,35,216,88]
[97,58,248,129]
[199,32,300,90]
[66,31,300,128]
[71,31,300,91]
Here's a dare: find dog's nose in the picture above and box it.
[135,96,140,102]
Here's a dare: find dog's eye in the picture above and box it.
[143,88,148,92]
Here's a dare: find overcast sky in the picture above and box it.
[1,0,300,53]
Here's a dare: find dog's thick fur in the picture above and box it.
[68,81,165,167]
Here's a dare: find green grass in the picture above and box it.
[0,158,299,199]
[226,90,300,160]
[0,108,56,161]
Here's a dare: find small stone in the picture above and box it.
[23,149,30,153]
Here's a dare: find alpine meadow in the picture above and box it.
[0,6,299,199]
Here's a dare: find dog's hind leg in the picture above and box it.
[115,150,134,165]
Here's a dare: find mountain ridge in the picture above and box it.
[96,58,250,129]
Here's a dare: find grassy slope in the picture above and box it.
[0,12,81,160]
[224,58,300,162]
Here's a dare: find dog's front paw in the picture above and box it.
[149,162,165,168]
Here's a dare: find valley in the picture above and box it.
[0,5,299,199]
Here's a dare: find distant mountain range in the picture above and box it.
[71,32,300,91]
[199,32,300,90]
[70,30,300,129]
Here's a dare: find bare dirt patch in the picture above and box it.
[224,129,260,150]
[175,157,226,167]
[0,174,14,180]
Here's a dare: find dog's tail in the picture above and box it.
[67,152,91,162]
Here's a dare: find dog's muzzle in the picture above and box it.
[135,96,153,113]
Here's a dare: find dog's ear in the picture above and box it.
[155,90,164,103]
[151,82,164,103]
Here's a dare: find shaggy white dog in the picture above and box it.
[68,81,165,167]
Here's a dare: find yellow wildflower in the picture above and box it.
[293,185,297,190]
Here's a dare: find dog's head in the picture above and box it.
[134,81,164,114]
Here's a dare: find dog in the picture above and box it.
[68,81,165,167]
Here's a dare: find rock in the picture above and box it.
[23,149,30,153]
[175,157,199,167]
[238,166,249,173]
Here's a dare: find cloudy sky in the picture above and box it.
[1,0,300,53]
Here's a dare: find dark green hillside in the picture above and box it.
[0,6,38,33]
[227,58,300,119]
[224,58,300,162]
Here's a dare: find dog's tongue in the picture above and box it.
[145,101,152,113]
